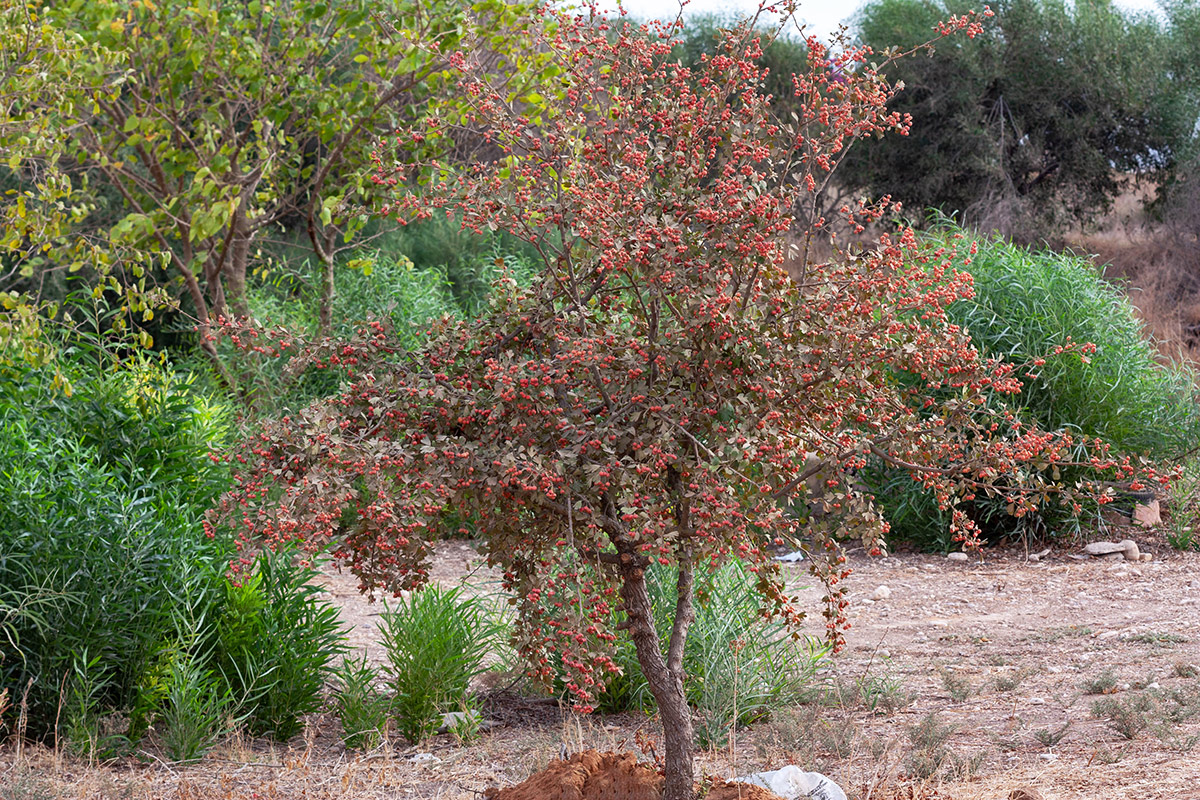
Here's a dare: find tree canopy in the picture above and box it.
[843,0,1196,237]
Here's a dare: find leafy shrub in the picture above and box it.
[331,653,390,750]
[867,222,1200,548]
[377,585,500,744]
[159,655,238,763]
[0,355,232,739]
[213,545,345,740]
[0,425,227,738]
[596,560,826,748]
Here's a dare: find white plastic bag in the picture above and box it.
[738,765,847,800]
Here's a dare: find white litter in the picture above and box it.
[738,765,847,800]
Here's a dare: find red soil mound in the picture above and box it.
[483,750,780,800]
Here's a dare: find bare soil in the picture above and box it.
[4,536,1199,800]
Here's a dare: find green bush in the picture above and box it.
[595,560,826,748]
[0,360,230,738]
[331,652,390,750]
[159,654,238,763]
[866,222,1200,548]
[213,545,345,741]
[377,585,501,744]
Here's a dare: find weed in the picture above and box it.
[1091,695,1153,740]
[62,650,129,761]
[598,559,826,746]
[331,652,389,751]
[1128,631,1189,645]
[1039,626,1093,642]
[1151,722,1200,753]
[445,697,483,745]
[905,713,957,780]
[1033,721,1071,748]
[943,749,988,781]
[215,545,345,741]
[993,733,1021,752]
[1081,668,1119,695]
[1161,686,1200,723]
[940,669,973,702]
[1173,662,1199,679]
[378,584,501,744]
[993,665,1037,693]
[160,655,237,763]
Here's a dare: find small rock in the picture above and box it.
[1102,552,1125,561]
[1029,697,1046,705]
[1147,682,1161,690]
[774,550,805,563]
[1085,541,1125,555]
[437,709,485,734]
[1047,666,1062,674]
[1133,499,1161,527]
[1120,539,1140,561]
[947,552,969,562]
[871,585,892,601]
[860,598,875,605]
[1038,753,1058,762]
[1140,552,1153,562]
[1028,553,1041,563]
[877,649,891,660]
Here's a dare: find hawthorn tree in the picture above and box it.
[216,6,1162,798]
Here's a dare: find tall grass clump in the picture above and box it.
[594,560,826,748]
[0,354,232,740]
[377,585,501,744]
[213,544,345,740]
[866,219,1200,548]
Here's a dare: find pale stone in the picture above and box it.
[1133,499,1161,527]
[947,552,969,562]
[1120,539,1140,561]
[1084,541,1125,555]
[871,585,892,601]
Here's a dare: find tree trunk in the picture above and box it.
[226,230,251,319]
[318,252,335,335]
[619,562,695,800]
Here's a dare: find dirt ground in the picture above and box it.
[5,534,1199,800]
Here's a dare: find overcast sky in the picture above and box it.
[603,0,1166,41]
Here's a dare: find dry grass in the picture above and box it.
[1065,177,1200,369]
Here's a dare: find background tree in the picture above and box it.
[843,0,1191,239]
[0,0,537,391]
[215,7,1159,800]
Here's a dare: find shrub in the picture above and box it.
[867,222,1200,548]
[0,355,231,740]
[0,421,227,739]
[159,655,238,763]
[331,653,390,750]
[213,545,345,740]
[377,585,500,744]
